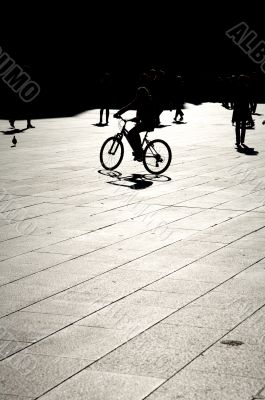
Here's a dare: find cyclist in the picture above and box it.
[113,86,155,161]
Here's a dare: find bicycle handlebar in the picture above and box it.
[114,115,138,123]
[114,115,126,121]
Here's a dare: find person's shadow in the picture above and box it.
[1,128,28,135]
[93,123,109,127]
[237,144,259,155]
[108,173,153,190]
[156,124,171,128]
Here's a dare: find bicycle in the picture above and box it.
[99,117,172,175]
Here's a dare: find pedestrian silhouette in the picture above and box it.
[155,69,167,126]
[8,64,36,130]
[11,136,17,147]
[146,68,166,127]
[232,75,252,149]
[219,75,230,109]
[172,75,185,122]
[98,72,112,126]
[249,72,258,114]
[9,119,35,129]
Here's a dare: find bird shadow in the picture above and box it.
[172,121,187,124]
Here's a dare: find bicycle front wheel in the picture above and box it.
[143,139,172,175]
[100,137,124,170]
[99,136,124,170]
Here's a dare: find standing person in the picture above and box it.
[155,69,167,126]
[9,64,35,129]
[249,72,258,115]
[147,68,162,127]
[173,75,185,122]
[98,72,112,125]
[9,118,34,129]
[113,86,155,161]
[232,74,252,148]
[229,75,237,110]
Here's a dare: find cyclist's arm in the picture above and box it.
[114,99,136,117]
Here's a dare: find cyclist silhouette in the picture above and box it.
[114,86,155,161]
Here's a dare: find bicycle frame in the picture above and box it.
[115,118,151,149]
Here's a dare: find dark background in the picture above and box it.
[1,4,265,118]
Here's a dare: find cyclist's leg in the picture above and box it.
[127,123,144,159]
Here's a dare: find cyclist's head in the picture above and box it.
[136,86,151,100]
[238,74,250,88]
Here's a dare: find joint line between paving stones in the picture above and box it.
[142,302,265,399]
[0,200,177,262]
[1,235,265,393]
[253,384,265,400]
[1,214,265,324]
[0,202,217,287]
[0,210,265,307]
[34,297,265,400]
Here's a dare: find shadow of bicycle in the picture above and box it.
[98,170,171,190]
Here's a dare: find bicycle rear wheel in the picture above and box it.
[100,137,124,170]
[143,139,172,175]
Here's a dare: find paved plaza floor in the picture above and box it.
[0,103,265,399]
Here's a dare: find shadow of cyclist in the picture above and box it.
[108,173,153,190]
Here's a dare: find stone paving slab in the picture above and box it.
[39,370,163,400]
[0,353,90,398]
[90,323,227,379]
[190,345,265,380]
[1,103,265,399]
[145,369,264,400]
[0,311,77,343]
[0,340,31,361]
[0,396,34,399]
